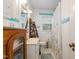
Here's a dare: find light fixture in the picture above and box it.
[20,0,32,13]
[23,10,27,13]
[28,10,32,13]
[26,5,32,13]
[21,0,27,4]
[27,8,32,13]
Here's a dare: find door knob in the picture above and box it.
[69,42,75,52]
[69,42,75,48]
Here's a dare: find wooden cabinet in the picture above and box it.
[3,27,27,59]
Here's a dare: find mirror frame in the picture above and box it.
[6,29,26,59]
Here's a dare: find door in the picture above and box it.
[61,0,75,59]
[62,20,75,59]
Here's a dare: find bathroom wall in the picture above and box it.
[31,9,53,43]
[3,0,19,18]
[51,2,62,59]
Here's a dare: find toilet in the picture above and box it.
[39,41,48,49]
[39,41,49,55]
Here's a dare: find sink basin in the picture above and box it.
[39,41,47,45]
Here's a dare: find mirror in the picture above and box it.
[3,0,28,28]
[13,37,24,59]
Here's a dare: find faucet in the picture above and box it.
[46,39,49,48]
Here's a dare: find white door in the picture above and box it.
[61,0,75,59]
[62,20,75,59]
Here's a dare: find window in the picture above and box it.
[42,24,52,31]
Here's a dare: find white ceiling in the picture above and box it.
[27,0,60,10]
